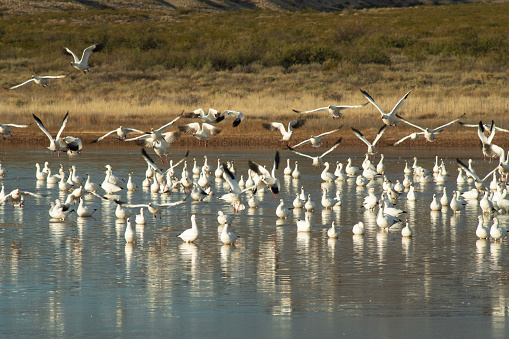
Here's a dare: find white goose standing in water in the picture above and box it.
[178,214,200,243]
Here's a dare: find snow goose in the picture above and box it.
[124,218,137,243]
[35,163,48,181]
[376,154,385,175]
[49,199,74,220]
[430,194,442,211]
[333,191,342,207]
[248,151,281,198]
[296,215,311,232]
[115,195,188,219]
[92,125,146,143]
[440,187,450,206]
[64,43,103,73]
[455,159,488,190]
[334,162,348,181]
[393,180,405,193]
[220,223,238,245]
[291,161,301,179]
[178,122,221,147]
[83,174,100,193]
[0,123,31,138]
[101,170,123,195]
[77,197,97,217]
[178,215,200,243]
[304,194,315,212]
[262,120,305,147]
[363,187,378,211]
[9,75,67,89]
[461,188,480,201]
[376,203,402,230]
[32,112,71,157]
[293,193,304,209]
[183,108,223,124]
[276,199,292,219]
[345,158,361,176]
[401,221,413,237]
[356,175,369,187]
[283,159,292,176]
[0,188,44,207]
[292,102,368,119]
[402,174,413,188]
[360,88,413,126]
[115,203,132,220]
[351,125,387,157]
[327,221,339,238]
[450,191,467,212]
[403,161,413,175]
[352,222,365,235]
[215,159,224,178]
[217,211,234,225]
[287,137,342,168]
[321,188,334,209]
[476,215,490,239]
[299,186,307,202]
[247,194,259,208]
[406,185,417,201]
[126,174,137,192]
[479,190,495,214]
[456,167,468,184]
[478,120,504,162]
[490,217,508,241]
[292,127,342,148]
[320,162,335,182]
[395,113,465,143]
[220,109,245,127]
[135,208,146,225]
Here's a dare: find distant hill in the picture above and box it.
[0,0,482,15]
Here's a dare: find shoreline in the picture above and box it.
[0,131,506,152]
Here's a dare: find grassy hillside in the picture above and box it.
[0,3,508,146]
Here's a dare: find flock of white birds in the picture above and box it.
[3,43,509,247]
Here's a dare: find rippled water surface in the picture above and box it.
[0,146,508,337]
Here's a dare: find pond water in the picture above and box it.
[0,145,507,337]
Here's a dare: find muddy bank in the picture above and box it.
[1,130,507,151]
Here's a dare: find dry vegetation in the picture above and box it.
[0,3,508,148]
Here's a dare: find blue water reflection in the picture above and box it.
[0,146,508,337]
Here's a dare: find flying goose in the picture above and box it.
[64,43,104,73]
[360,88,413,126]
[292,102,368,119]
[9,75,67,89]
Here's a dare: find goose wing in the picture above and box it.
[395,115,425,132]
[360,89,385,115]
[64,47,80,63]
[32,114,54,141]
[372,125,388,146]
[351,128,372,147]
[9,79,35,89]
[81,43,103,64]
[55,111,69,140]
[319,137,342,157]
[91,129,117,143]
[432,113,466,133]
[392,132,423,146]
[292,107,328,114]
[389,88,413,115]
